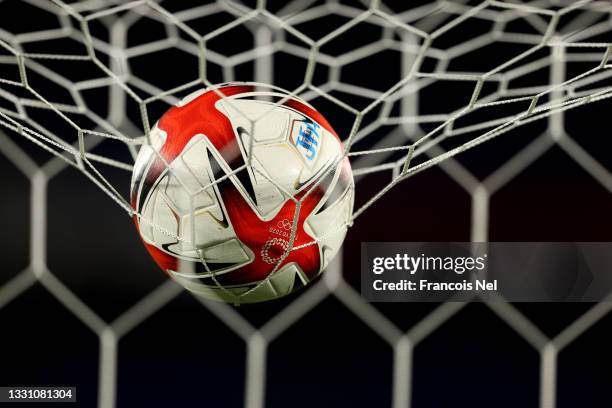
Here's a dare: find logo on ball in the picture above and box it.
[261,238,290,265]
[278,219,292,230]
[291,119,321,165]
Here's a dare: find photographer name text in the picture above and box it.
[371,253,497,293]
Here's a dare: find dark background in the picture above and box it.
[1,0,611,407]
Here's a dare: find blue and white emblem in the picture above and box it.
[290,118,322,165]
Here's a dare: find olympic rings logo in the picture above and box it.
[278,219,292,230]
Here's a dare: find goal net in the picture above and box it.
[0,0,611,407]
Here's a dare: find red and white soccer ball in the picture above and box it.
[131,84,354,304]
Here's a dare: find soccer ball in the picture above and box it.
[130,84,354,304]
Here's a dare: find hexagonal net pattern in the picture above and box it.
[0,0,611,407]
